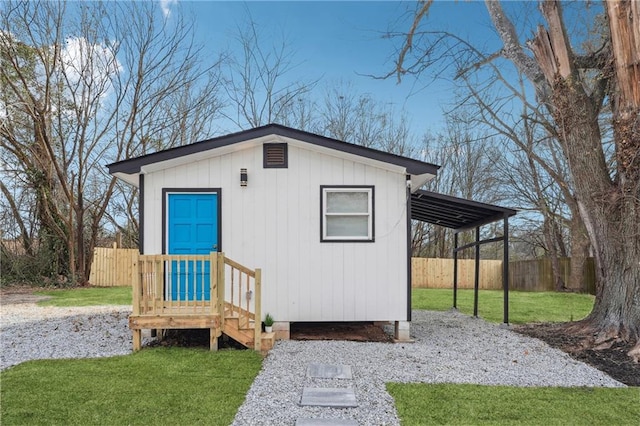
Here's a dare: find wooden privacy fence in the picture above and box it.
[509,257,596,294]
[412,257,596,293]
[91,247,595,293]
[411,258,503,289]
[89,244,139,287]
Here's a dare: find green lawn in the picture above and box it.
[6,286,625,426]
[35,286,132,306]
[412,288,594,324]
[0,348,262,426]
[387,383,640,425]
[396,290,635,425]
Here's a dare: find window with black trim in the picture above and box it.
[263,143,288,168]
[321,186,374,242]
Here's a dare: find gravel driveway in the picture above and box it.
[1,303,135,371]
[0,303,624,425]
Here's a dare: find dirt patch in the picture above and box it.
[147,329,250,350]
[290,322,394,343]
[142,322,393,352]
[514,323,640,387]
[0,286,52,305]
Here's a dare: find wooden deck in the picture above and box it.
[129,252,274,352]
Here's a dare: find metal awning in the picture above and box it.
[410,189,516,231]
[409,189,517,324]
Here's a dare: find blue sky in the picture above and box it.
[164,0,506,136]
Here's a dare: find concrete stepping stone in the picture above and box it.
[307,363,353,379]
[300,387,358,408]
[296,418,358,425]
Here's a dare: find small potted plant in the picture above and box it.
[264,313,274,333]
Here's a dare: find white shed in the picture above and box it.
[109,124,439,342]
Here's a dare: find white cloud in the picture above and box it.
[61,37,122,102]
[160,0,178,18]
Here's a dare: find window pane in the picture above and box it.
[326,215,369,237]
[326,191,369,213]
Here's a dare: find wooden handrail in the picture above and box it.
[222,254,261,348]
[224,257,256,277]
[253,268,262,352]
[132,252,263,350]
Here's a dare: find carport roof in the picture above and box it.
[410,189,517,231]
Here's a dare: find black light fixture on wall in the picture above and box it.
[240,168,248,187]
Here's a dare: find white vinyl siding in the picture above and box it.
[322,187,373,241]
[142,137,408,323]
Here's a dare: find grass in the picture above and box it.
[387,383,640,425]
[35,286,132,307]
[412,288,594,324]
[8,286,623,425]
[0,347,262,426]
[397,291,636,425]
[34,286,594,323]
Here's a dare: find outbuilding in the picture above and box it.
[108,124,514,349]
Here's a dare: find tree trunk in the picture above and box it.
[567,215,590,292]
[600,0,640,359]
[528,0,640,355]
[541,215,565,291]
[548,77,640,346]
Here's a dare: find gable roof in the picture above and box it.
[411,190,517,231]
[108,123,440,185]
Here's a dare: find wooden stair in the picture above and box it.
[130,253,271,353]
[223,310,276,353]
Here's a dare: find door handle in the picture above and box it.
[212,244,218,250]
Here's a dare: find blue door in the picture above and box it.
[167,193,218,301]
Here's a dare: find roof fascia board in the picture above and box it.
[108,124,440,177]
[281,136,407,174]
[139,134,412,176]
[140,135,277,175]
[275,130,439,176]
[107,126,275,175]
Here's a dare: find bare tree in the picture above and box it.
[222,19,318,129]
[412,112,502,258]
[393,0,640,357]
[493,122,573,290]
[0,0,223,284]
[455,64,590,291]
[318,81,419,157]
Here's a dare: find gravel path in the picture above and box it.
[0,303,136,371]
[233,310,625,426]
[1,304,624,426]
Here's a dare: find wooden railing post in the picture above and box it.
[217,253,225,326]
[132,252,142,351]
[154,256,163,313]
[130,250,138,288]
[210,252,217,315]
[132,253,141,316]
[253,268,262,352]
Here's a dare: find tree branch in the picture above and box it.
[395,0,434,83]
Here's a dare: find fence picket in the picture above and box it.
[91,247,595,294]
[89,246,139,287]
[411,257,595,293]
